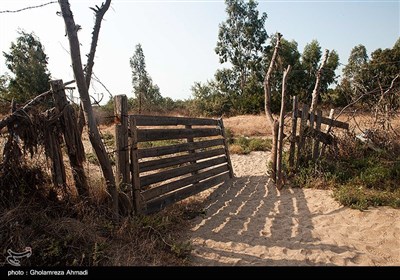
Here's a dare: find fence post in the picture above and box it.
[312,109,322,161]
[296,104,309,170]
[219,118,234,178]
[51,79,88,196]
[288,96,298,170]
[276,65,291,189]
[129,116,143,214]
[114,95,132,214]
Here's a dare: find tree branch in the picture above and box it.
[310,49,329,112]
[84,0,111,88]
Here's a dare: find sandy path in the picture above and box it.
[189,151,400,266]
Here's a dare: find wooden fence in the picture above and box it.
[114,95,233,214]
[287,96,349,170]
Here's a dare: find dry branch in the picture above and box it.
[264,33,282,182]
[310,49,329,113]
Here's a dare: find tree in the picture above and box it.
[263,33,302,112]
[59,0,118,218]
[215,0,267,94]
[299,40,339,104]
[130,44,162,113]
[2,31,51,103]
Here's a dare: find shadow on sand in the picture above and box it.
[190,173,357,266]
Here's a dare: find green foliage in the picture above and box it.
[130,44,163,113]
[339,40,400,110]
[2,30,51,103]
[215,0,267,93]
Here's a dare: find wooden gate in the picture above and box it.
[114,96,233,215]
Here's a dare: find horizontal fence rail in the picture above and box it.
[123,114,233,214]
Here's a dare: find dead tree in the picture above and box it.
[77,0,112,135]
[59,0,118,218]
[276,65,292,190]
[264,33,282,182]
[310,49,329,113]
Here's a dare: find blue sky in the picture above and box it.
[0,0,399,102]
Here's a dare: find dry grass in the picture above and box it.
[223,114,273,137]
[222,111,400,138]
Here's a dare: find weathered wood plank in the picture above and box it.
[144,172,230,214]
[51,79,88,197]
[131,115,219,126]
[218,118,234,178]
[114,95,131,214]
[142,164,230,201]
[312,109,322,160]
[129,116,143,214]
[139,148,226,173]
[140,156,227,187]
[137,128,221,142]
[288,96,298,169]
[296,104,309,170]
[296,109,348,130]
[138,138,224,159]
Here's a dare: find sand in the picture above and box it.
[189,151,400,266]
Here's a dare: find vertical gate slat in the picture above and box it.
[313,109,322,161]
[129,116,143,214]
[296,104,309,170]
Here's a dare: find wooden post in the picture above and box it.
[320,109,335,158]
[47,130,67,190]
[129,116,143,214]
[219,118,234,178]
[276,65,291,190]
[296,104,309,170]
[51,80,88,197]
[308,107,315,158]
[288,96,298,169]
[264,34,282,182]
[114,95,132,213]
[312,109,322,161]
[270,120,279,182]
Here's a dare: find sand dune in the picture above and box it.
[189,151,400,266]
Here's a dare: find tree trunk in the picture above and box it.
[276,65,291,189]
[264,33,282,182]
[59,0,118,219]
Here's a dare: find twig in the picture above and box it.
[0,1,57,14]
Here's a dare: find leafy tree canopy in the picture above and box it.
[2,30,51,103]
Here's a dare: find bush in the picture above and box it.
[283,130,400,209]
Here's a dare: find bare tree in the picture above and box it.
[264,33,282,182]
[58,0,118,218]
